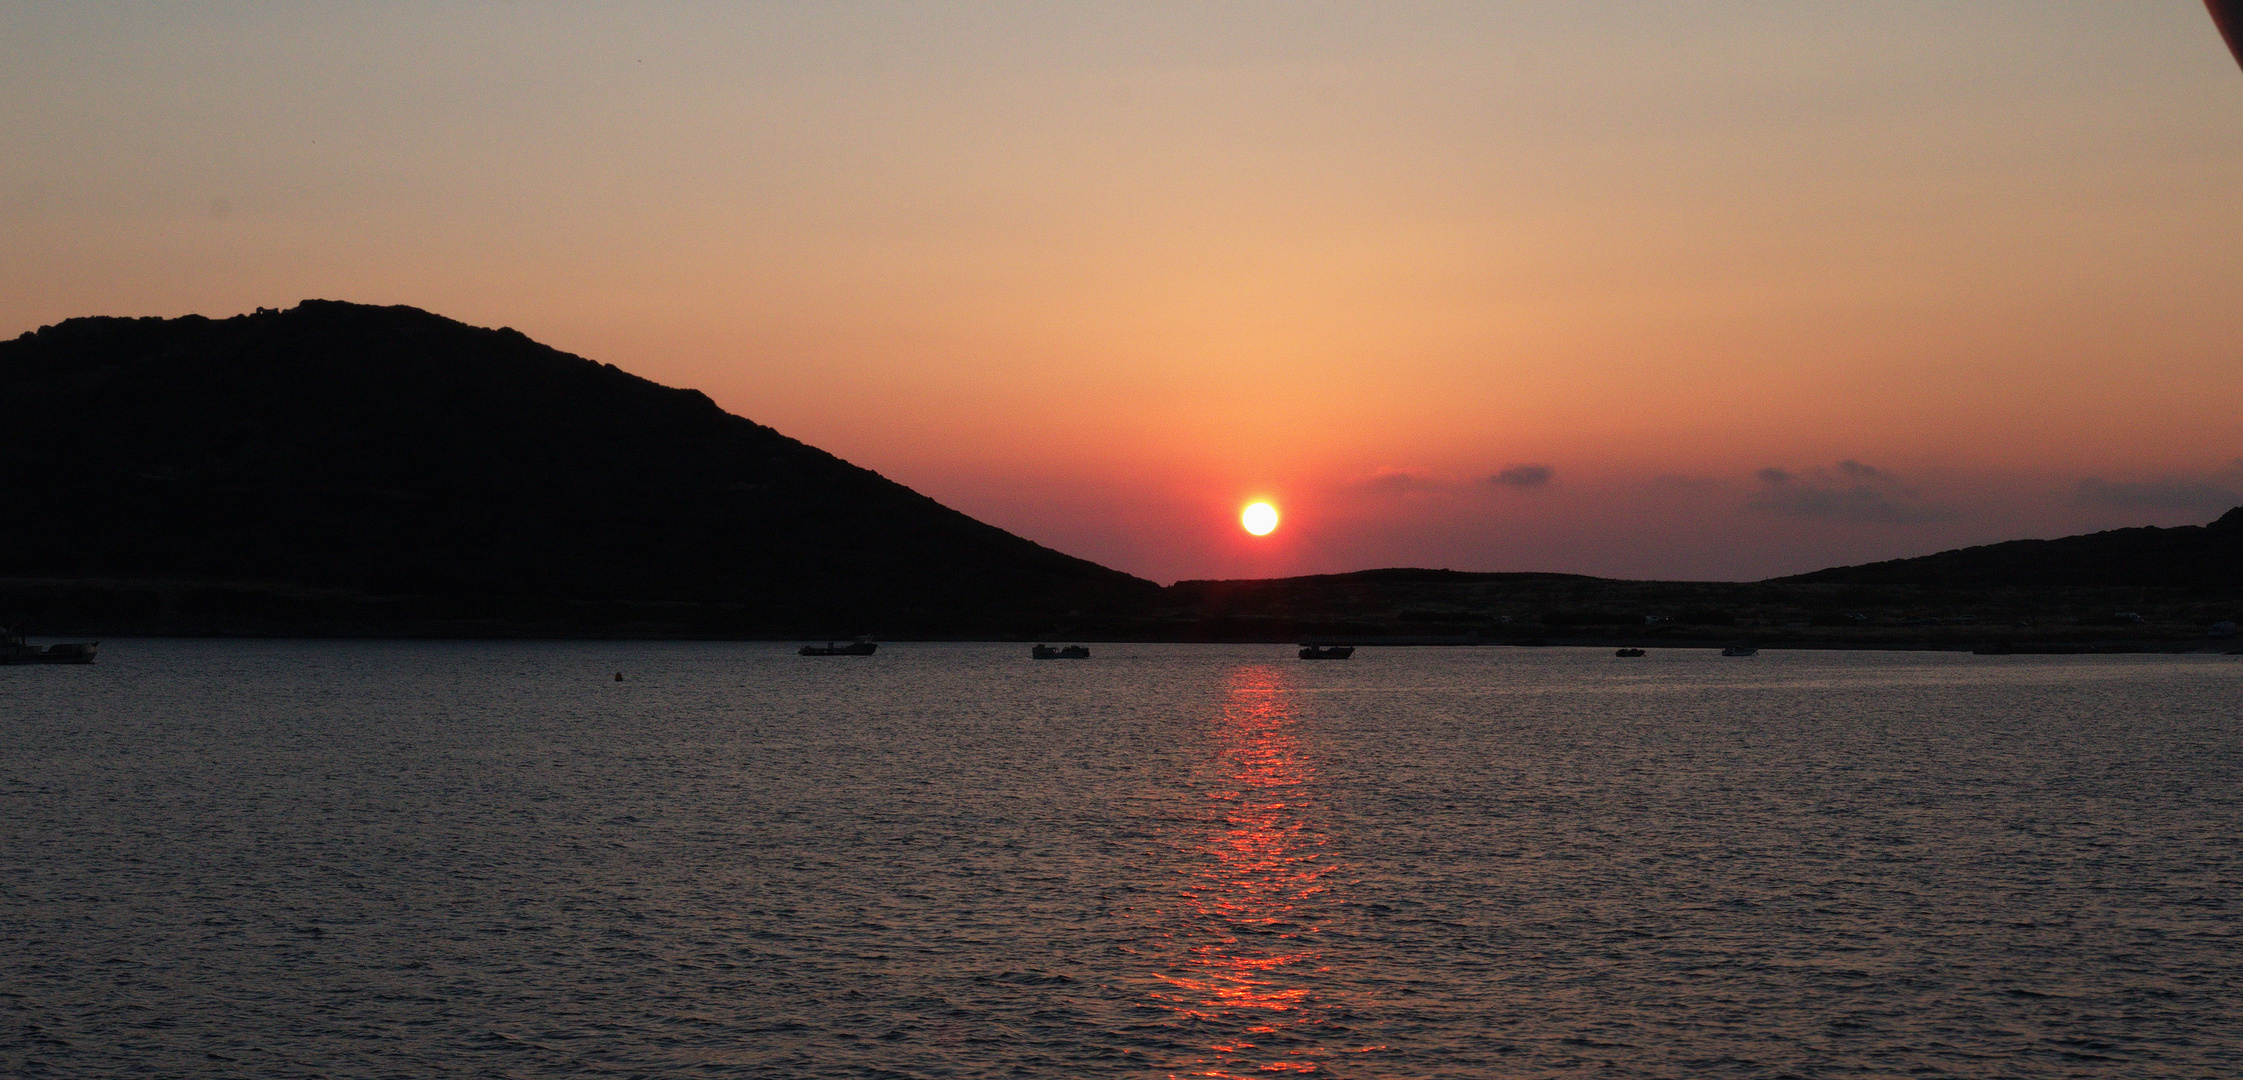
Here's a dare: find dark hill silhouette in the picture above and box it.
[1770,507,2243,589]
[1124,518,2242,647]
[0,301,1155,633]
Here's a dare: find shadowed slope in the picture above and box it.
[0,301,1154,633]
[1770,508,2243,589]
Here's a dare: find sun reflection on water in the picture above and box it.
[1153,664,1360,1077]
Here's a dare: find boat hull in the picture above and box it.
[799,642,877,656]
[1,642,97,664]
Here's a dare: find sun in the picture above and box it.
[1241,501,1279,536]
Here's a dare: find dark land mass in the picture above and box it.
[0,301,1155,637]
[1138,515,2243,650]
[1138,557,2242,652]
[5,301,2238,649]
[1773,510,2243,589]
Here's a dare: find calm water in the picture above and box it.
[2,642,2239,1078]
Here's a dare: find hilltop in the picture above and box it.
[3,301,2234,647]
[1770,508,2243,588]
[0,301,1155,636]
[1128,517,2243,649]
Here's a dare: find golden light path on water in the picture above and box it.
[1150,664,1378,1078]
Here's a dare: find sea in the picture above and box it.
[3,641,2238,1078]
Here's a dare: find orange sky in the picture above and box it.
[6,3,2242,582]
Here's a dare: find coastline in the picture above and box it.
[6,573,2235,652]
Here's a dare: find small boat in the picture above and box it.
[1032,644,1090,659]
[1299,644,1355,660]
[1720,644,1758,657]
[1,625,97,665]
[1614,648,1645,657]
[799,641,877,656]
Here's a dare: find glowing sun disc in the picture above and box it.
[1241,502,1279,536]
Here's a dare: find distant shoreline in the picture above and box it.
[6,571,2238,653]
[14,630,2238,656]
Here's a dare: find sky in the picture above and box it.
[6,2,2243,583]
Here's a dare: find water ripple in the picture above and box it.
[2,641,2239,1077]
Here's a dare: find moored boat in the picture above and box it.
[799,640,877,656]
[1299,644,1354,660]
[1720,644,1758,657]
[1,625,97,665]
[1615,648,1645,657]
[1031,644,1090,659]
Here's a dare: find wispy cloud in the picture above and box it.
[1490,463,1554,489]
[1359,468,1449,494]
[1647,473,1725,491]
[1748,460,1952,523]
[2074,471,2241,512]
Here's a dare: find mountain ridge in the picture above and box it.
[0,300,1156,634]
[4,300,2235,643]
[1768,506,2243,588]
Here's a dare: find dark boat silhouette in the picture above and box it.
[2,623,97,665]
[1615,648,1646,657]
[799,641,877,656]
[1298,644,1354,660]
[1032,644,1090,659]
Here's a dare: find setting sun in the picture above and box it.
[1241,502,1279,536]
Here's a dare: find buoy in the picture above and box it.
[614,672,624,681]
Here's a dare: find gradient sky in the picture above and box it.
[7,2,2242,583]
